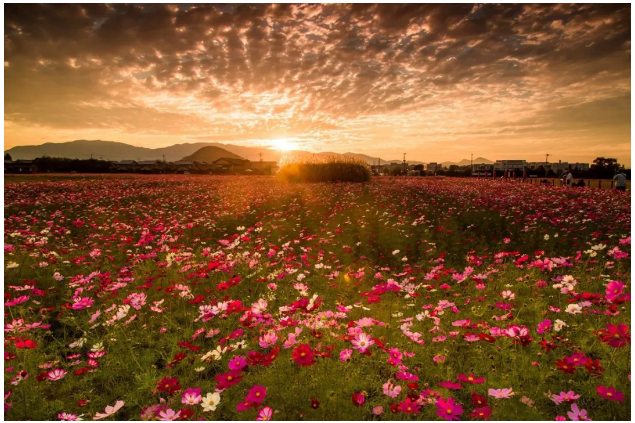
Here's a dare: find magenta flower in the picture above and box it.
[436,397,463,421]
[246,385,267,404]
[605,281,624,301]
[351,392,365,407]
[596,385,624,402]
[398,398,421,414]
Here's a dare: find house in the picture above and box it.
[138,160,167,174]
[111,160,139,173]
[214,157,251,173]
[5,159,36,173]
[249,161,279,175]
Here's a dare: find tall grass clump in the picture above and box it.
[277,156,371,182]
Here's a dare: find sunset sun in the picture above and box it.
[271,138,297,151]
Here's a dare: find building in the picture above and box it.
[472,164,494,176]
[214,157,251,173]
[5,159,36,173]
[425,163,440,174]
[550,161,591,174]
[111,160,139,173]
[493,160,527,171]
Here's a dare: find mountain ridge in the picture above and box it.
[5,140,490,167]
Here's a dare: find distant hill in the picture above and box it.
[4,140,223,162]
[5,139,484,166]
[442,157,493,167]
[180,146,244,162]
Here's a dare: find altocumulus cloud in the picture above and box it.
[4,3,631,162]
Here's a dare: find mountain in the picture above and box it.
[4,140,222,162]
[5,139,482,166]
[180,146,244,162]
[441,157,493,167]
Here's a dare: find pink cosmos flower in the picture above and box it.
[551,391,580,405]
[46,368,67,381]
[382,381,402,398]
[181,388,202,406]
[435,397,463,421]
[351,333,374,353]
[567,403,590,421]
[373,406,383,415]
[488,388,514,399]
[339,349,353,362]
[259,331,278,348]
[93,400,125,420]
[158,408,181,421]
[256,406,273,421]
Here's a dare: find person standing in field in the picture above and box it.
[613,169,627,191]
[565,171,573,186]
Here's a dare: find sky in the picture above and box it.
[4,3,632,165]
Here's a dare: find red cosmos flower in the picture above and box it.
[555,358,576,374]
[351,392,365,407]
[457,373,485,384]
[157,377,181,394]
[584,359,605,377]
[310,398,320,409]
[291,344,316,367]
[470,406,492,420]
[389,403,399,413]
[478,333,496,343]
[178,408,194,420]
[596,386,624,402]
[215,370,243,390]
[538,338,557,352]
[471,392,488,407]
[397,398,421,414]
[598,323,630,348]
[15,339,37,349]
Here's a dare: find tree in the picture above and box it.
[4,153,12,161]
[590,157,620,179]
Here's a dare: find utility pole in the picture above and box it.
[259,152,263,163]
[471,153,473,175]
[545,153,550,177]
[90,153,94,160]
[403,153,407,175]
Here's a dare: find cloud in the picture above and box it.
[4,4,631,164]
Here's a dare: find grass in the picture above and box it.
[277,156,371,183]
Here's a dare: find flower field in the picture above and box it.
[3,175,631,421]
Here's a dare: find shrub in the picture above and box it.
[277,156,371,183]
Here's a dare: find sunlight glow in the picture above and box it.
[270,138,297,151]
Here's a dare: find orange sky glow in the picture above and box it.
[4,4,632,165]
